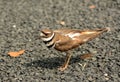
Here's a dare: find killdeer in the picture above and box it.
[40,27,110,71]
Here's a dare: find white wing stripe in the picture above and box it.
[66,33,80,38]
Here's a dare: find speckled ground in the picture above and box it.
[0,0,120,82]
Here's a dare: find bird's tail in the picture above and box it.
[92,27,110,33]
[79,27,110,43]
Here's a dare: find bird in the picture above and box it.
[40,27,110,71]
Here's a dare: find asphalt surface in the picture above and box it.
[0,0,120,82]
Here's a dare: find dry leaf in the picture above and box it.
[56,20,65,25]
[8,50,25,57]
[80,53,93,59]
[89,5,96,9]
[60,21,65,25]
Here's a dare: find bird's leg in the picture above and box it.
[59,51,72,71]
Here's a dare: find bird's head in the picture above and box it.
[40,28,54,41]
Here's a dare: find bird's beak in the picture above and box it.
[40,32,45,37]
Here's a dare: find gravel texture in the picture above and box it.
[0,0,120,82]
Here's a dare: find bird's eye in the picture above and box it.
[45,33,49,36]
[41,29,52,36]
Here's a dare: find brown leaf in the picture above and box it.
[80,53,93,59]
[89,5,96,9]
[8,50,25,57]
[56,20,65,25]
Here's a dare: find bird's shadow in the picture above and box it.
[24,55,82,69]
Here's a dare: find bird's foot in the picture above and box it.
[58,64,68,71]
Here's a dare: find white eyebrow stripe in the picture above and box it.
[41,33,55,41]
